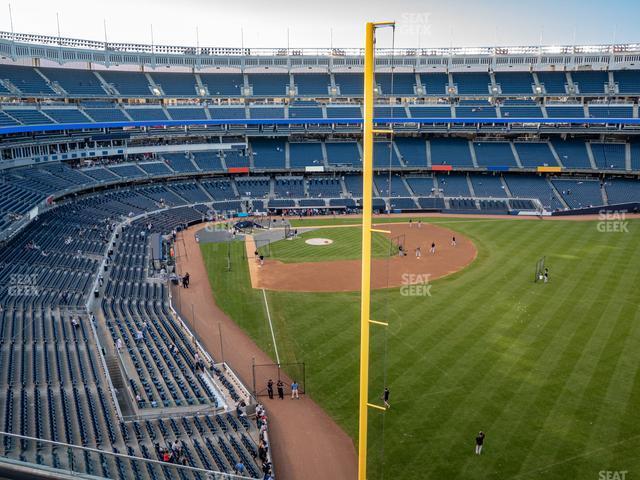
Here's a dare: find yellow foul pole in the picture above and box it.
[358,20,394,480]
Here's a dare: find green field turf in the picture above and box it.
[259,226,394,262]
[201,217,640,479]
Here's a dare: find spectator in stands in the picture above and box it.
[262,460,272,478]
[267,379,274,399]
[276,380,284,399]
[234,461,245,475]
[291,380,300,400]
[258,440,268,463]
[115,337,123,352]
[71,317,79,329]
[135,329,144,344]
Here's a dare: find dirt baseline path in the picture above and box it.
[249,222,477,292]
[173,228,357,480]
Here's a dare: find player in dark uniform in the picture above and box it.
[475,431,485,455]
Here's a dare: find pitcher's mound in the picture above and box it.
[305,238,334,246]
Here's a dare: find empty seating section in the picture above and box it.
[149,72,197,96]
[604,179,640,204]
[4,109,54,125]
[408,105,452,119]
[251,139,286,169]
[374,142,402,167]
[588,104,633,118]
[42,108,90,124]
[343,175,363,197]
[552,140,593,169]
[536,71,567,95]
[546,105,585,118]
[500,103,543,118]
[374,174,410,197]
[125,108,168,121]
[192,151,224,171]
[552,179,603,208]
[99,70,152,96]
[325,142,360,166]
[83,107,128,122]
[249,107,285,119]
[199,73,243,96]
[236,178,270,197]
[162,153,198,173]
[307,177,342,197]
[334,73,363,95]
[274,177,305,197]
[0,65,55,95]
[167,107,207,120]
[374,106,408,119]
[419,73,448,96]
[289,106,324,119]
[294,74,330,96]
[456,102,497,118]
[289,142,324,168]
[504,175,564,211]
[40,68,106,96]
[109,164,146,178]
[326,105,361,119]
[248,74,289,96]
[614,70,640,94]
[81,167,119,182]
[376,73,416,95]
[452,72,491,95]
[470,174,508,197]
[405,176,435,196]
[0,111,19,126]
[201,179,236,200]
[208,107,246,120]
[224,150,250,169]
[632,143,640,171]
[435,173,470,196]
[495,72,533,95]
[571,71,608,95]
[590,143,626,170]
[395,138,427,167]
[138,162,172,176]
[430,138,473,166]
[474,142,517,167]
[514,143,557,167]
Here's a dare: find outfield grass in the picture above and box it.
[201,218,640,479]
[260,226,394,263]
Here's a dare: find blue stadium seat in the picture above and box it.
[430,138,473,166]
[552,140,593,169]
[474,142,517,168]
[451,72,491,95]
[40,68,106,96]
[248,74,290,96]
[536,71,567,95]
[0,65,56,95]
[149,72,197,96]
[289,142,324,168]
[334,73,363,96]
[293,74,330,96]
[99,70,152,96]
[571,71,608,95]
[514,143,558,167]
[199,73,244,96]
[590,143,626,170]
[494,72,534,95]
[419,73,448,96]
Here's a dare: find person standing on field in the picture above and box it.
[475,431,485,455]
[291,380,300,399]
[415,247,421,259]
[277,380,284,399]
[383,387,390,408]
[267,379,274,399]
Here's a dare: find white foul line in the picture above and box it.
[262,288,281,365]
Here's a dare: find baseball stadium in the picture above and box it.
[0,1,639,479]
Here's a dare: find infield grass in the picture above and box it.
[259,226,394,263]
[201,217,640,480]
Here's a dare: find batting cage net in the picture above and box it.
[252,362,306,398]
